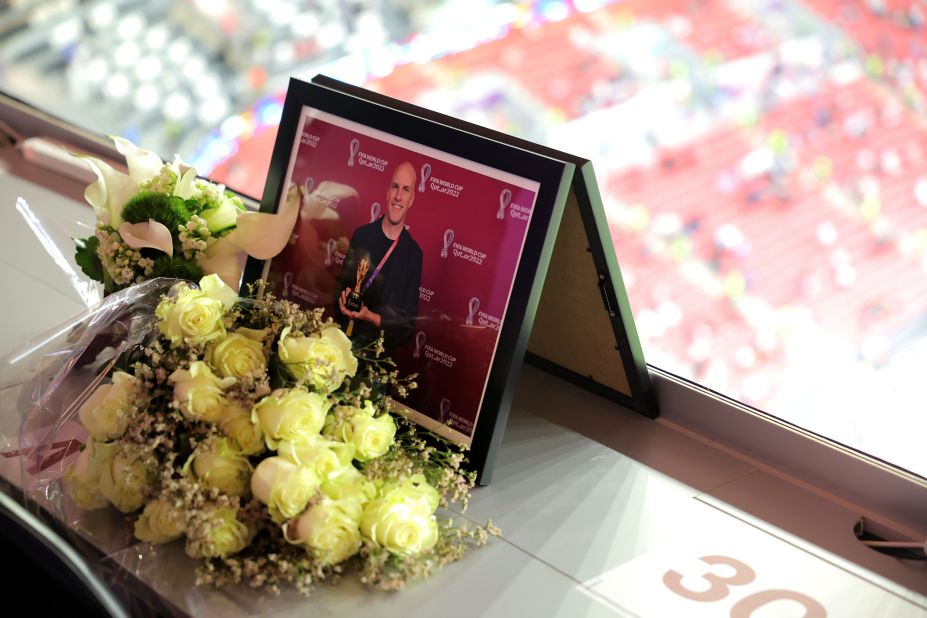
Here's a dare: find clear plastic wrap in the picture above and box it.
[0,279,304,615]
[0,279,185,615]
[0,275,490,617]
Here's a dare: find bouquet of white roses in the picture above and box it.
[73,138,299,293]
[42,275,496,595]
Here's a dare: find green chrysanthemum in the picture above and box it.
[121,191,190,233]
[149,254,204,281]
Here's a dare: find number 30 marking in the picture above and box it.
[663,555,826,616]
[731,589,825,618]
[663,555,756,602]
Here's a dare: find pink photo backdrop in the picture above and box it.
[266,112,538,439]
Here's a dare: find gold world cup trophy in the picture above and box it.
[345,257,369,336]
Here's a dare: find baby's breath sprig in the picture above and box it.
[178,215,212,260]
[95,225,155,285]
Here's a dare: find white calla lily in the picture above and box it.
[194,185,301,290]
[118,220,174,256]
[172,154,194,176]
[79,155,138,227]
[76,137,300,292]
[224,183,301,259]
[111,136,164,183]
[197,236,245,291]
[302,181,357,222]
[174,167,198,200]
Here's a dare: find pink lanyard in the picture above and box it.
[362,234,400,293]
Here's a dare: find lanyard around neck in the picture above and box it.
[361,233,400,293]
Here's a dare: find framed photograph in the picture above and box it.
[244,76,654,482]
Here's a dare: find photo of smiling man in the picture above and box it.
[335,160,423,357]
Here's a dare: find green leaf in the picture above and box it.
[268,353,288,390]
[102,268,118,294]
[74,236,104,283]
[182,197,202,216]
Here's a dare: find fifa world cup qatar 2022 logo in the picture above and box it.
[439,398,451,423]
[413,331,426,358]
[324,238,337,266]
[347,138,360,167]
[465,297,480,326]
[370,202,381,223]
[282,272,293,297]
[497,188,512,220]
[440,228,454,258]
[419,163,431,192]
[303,176,315,197]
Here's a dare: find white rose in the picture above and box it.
[342,411,396,462]
[98,444,157,513]
[170,361,236,422]
[135,498,186,544]
[379,474,440,515]
[78,372,137,442]
[277,326,357,393]
[290,498,363,565]
[191,437,252,497]
[323,401,375,441]
[250,456,320,521]
[156,285,226,347]
[321,464,376,505]
[207,331,266,378]
[276,435,355,478]
[64,440,116,510]
[198,273,238,309]
[252,387,330,449]
[360,499,439,556]
[185,505,254,559]
[219,402,265,456]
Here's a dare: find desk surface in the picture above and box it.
[1,143,924,617]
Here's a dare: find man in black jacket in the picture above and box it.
[336,161,423,357]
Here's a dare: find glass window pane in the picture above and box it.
[2,0,924,477]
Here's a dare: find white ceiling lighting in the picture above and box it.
[182,56,208,80]
[136,56,164,80]
[356,12,385,43]
[104,73,130,100]
[164,92,192,121]
[89,2,115,29]
[220,115,246,140]
[85,57,108,85]
[270,1,298,25]
[193,0,229,18]
[198,97,229,125]
[114,41,141,68]
[116,13,145,40]
[195,74,221,98]
[146,26,170,51]
[134,83,160,111]
[274,42,295,66]
[317,23,345,50]
[51,18,82,48]
[168,40,193,65]
[292,13,319,37]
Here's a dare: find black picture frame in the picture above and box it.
[243,75,655,483]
